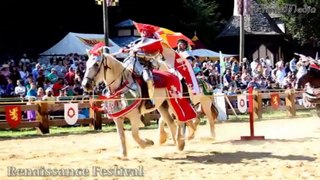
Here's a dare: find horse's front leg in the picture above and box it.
[129,111,154,148]
[114,117,127,158]
[157,105,177,145]
[158,116,168,144]
[186,120,196,140]
[202,97,217,139]
[176,121,185,151]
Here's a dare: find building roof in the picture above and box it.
[114,19,135,28]
[111,36,139,47]
[218,0,284,38]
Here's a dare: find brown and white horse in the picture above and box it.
[82,52,196,158]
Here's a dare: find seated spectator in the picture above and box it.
[25,75,34,91]
[37,87,45,99]
[43,79,53,91]
[52,78,65,96]
[36,68,45,88]
[247,76,260,89]
[207,72,220,89]
[26,82,37,121]
[54,60,67,78]
[32,63,41,80]
[73,82,83,96]
[223,69,232,87]
[14,79,26,97]
[46,68,58,84]
[64,67,75,86]
[4,77,14,97]
[57,89,70,102]
[26,82,37,99]
[19,65,30,83]
[9,66,21,85]
[42,89,55,104]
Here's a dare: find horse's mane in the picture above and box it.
[103,53,132,79]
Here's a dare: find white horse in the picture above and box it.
[82,52,195,158]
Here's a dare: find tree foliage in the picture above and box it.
[258,0,320,46]
[179,0,220,48]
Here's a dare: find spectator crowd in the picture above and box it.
[0,52,308,101]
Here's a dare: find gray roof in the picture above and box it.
[218,0,284,37]
[114,19,135,28]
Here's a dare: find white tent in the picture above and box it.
[40,32,123,56]
[191,49,237,58]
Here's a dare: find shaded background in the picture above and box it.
[0,0,233,59]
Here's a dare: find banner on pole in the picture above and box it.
[5,105,22,128]
[237,94,247,113]
[64,103,79,125]
[270,93,280,110]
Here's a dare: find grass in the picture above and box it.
[0,109,315,139]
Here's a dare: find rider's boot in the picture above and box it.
[145,79,155,109]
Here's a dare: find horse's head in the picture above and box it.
[82,53,108,92]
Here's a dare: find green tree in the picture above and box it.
[258,0,320,46]
[179,0,220,48]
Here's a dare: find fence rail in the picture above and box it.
[0,89,313,134]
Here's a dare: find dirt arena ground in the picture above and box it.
[0,116,320,180]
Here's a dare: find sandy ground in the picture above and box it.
[0,116,320,180]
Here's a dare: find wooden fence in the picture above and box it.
[225,89,311,119]
[0,98,160,134]
[0,89,312,134]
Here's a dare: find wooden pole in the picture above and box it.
[285,89,296,117]
[239,14,245,63]
[103,0,110,53]
[241,87,265,140]
[37,102,49,134]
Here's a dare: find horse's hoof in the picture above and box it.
[110,156,129,161]
[159,132,168,144]
[177,140,185,151]
[145,138,154,146]
[200,137,215,141]
[118,156,129,161]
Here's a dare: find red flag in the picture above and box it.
[270,93,280,110]
[5,105,22,128]
[133,22,160,35]
[133,21,194,48]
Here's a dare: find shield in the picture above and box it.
[270,93,280,110]
[64,103,78,125]
[237,94,247,113]
[5,105,22,128]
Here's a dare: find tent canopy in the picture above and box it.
[40,32,122,56]
[191,48,237,61]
